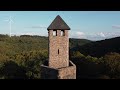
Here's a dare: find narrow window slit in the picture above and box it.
[58,49,59,54]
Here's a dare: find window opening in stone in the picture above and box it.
[58,49,59,54]
[53,31,57,36]
[61,30,65,36]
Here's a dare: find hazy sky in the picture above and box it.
[0,11,120,41]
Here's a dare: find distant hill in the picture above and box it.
[0,34,91,56]
[72,37,120,57]
[69,38,92,49]
[2,34,120,58]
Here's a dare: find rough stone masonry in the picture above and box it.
[41,15,76,79]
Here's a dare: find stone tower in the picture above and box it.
[41,15,76,79]
[48,15,70,69]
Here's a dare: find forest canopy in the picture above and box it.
[0,34,120,79]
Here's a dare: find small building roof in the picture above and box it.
[47,15,70,30]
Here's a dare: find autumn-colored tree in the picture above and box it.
[104,52,120,78]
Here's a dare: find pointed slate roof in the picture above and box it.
[47,15,70,30]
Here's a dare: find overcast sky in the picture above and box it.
[0,11,120,41]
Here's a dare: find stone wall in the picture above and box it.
[58,61,76,79]
[41,61,76,79]
[48,30,69,69]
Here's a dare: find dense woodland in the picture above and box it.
[0,34,120,79]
